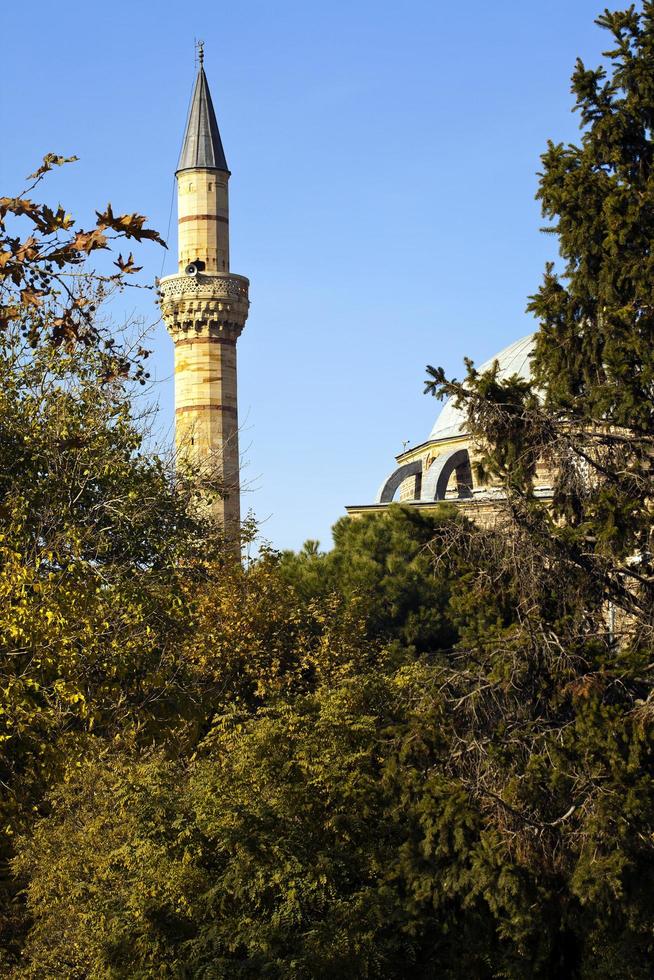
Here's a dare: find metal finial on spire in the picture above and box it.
[198,40,204,66]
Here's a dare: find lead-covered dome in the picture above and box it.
[429,333,536,441]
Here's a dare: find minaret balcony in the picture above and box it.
[158,272,250,341]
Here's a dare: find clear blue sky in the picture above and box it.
[2,0,609,551]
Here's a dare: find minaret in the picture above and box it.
[159,44,249,544]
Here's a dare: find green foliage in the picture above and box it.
[10,671,492,979]
[530,3,654,433]
[10,478,654,977]
[184,552,371,710]
[14,628,654,978]
[280,506,463,654]
[0,163,223,962]
[417,4,654,974]
[524,2,654,577]
[426,3,654,611]
[0,328,224,959]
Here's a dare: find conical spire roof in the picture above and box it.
[177,53,228,173]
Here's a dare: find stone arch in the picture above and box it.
[375,460,423,504]
[421,448,473,501]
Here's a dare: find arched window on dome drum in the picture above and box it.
[375,461,422,504]
[422,448,473,501]
[375,449,474,505]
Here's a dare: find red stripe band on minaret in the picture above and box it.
[174,336,236,347]
[176,404,237,415]
[178,214,229,223]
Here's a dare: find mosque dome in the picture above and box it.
[428,333,536,441]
